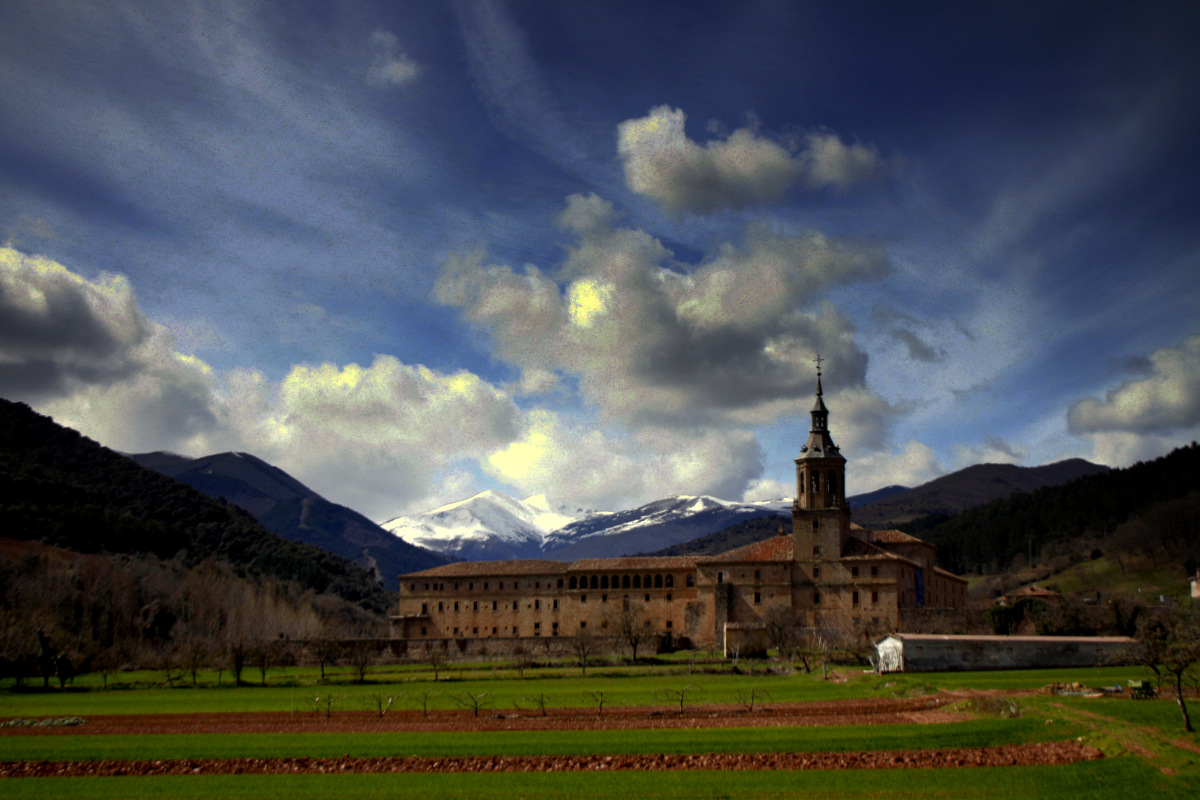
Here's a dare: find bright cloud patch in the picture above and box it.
[1067,335,1200,434]
[438,194,887,429]
[485,410,764,510]
[617,106,884,214]
[366,30,421,88]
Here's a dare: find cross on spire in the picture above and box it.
[813,354,824,377]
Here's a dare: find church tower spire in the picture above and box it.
[793,356,850,563]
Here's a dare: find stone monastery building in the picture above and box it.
[391,369,966,651]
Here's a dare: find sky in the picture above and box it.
[2,1,1199,523]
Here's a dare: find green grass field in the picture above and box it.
[2,661,1198,799]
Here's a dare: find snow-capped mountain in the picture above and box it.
[381,491,787,563]
[541,495,786,560]
[380,490,579,561]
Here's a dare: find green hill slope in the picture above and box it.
[0,398,391,614]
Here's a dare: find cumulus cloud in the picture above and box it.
[0,247,533,519]
[616,106,885,214]
[365,30,421,88]
[215,356,522,519]
[848,440,943,495]
[1067,335,1200,434]
[485,410,763,510]
[437,194,888,430]
[0,247,153,399]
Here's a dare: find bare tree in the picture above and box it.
[585,689,607,718]
[365,692,397,718]
[421,640,447,681]
[662,684,697,714]
[344,640,377,684]
[1137,604,1200,732]
[513,644,535,678]
[609,599,651,662]
[452,691,493,717]
[308,636,342,682]
[523,693,550,716]
[573,629,599,675]
[763,606,803,671]
[734,687,768,712]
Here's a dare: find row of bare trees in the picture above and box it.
[0,550,382,686]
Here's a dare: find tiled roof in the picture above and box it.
[870,529,929,545]
[568,556,698,572]
[402,560,569,578]
[699,534,793,564]
[841,536,917,564]
[932,566,968,582]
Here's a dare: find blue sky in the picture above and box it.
[2,1,1198,521]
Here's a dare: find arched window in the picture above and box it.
[590,575,599,589]
[812,472,820,492]
[686,573,695,587]
[664,574,674,588]
[569,576,578,590]
[622,575,631,588]
[612,575,620,589]
[654,574,663,588]
[600,575,609,589]
[828,471,837,494]
[643,574,652,587]
[633,574,642,588]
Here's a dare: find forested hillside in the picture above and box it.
[901,443,1200,575]
[0,399,391,613]
[131,451,449,590]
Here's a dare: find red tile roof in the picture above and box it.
[403,560,569,578]
[870,529,929,545]
[699,534,793,563]
[568,556,698,572]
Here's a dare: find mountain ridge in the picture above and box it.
[131,450,450,590]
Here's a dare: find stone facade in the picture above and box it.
[391,370,967,652]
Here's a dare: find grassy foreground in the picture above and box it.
[2,660,1198,799]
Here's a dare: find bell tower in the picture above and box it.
[793,356,850,563]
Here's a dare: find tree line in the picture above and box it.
[900,442,1200,575]
[0,399,391,614]
[0,546,383,687]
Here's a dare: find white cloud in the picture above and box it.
[366,30,421,88]
[951,435,1026,469]
[485,410,764,509]
[0,248,530,520]
[1067,335,1200,434]
[616,106,885,214]
[437,194,887,430]
[847,440,943,495]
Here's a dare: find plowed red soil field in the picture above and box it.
[0,696,1104,776]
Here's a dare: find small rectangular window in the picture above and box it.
[871,566,878,577]
[754,591,761,604]
[813,567,821,579]
[851,566,859,577]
